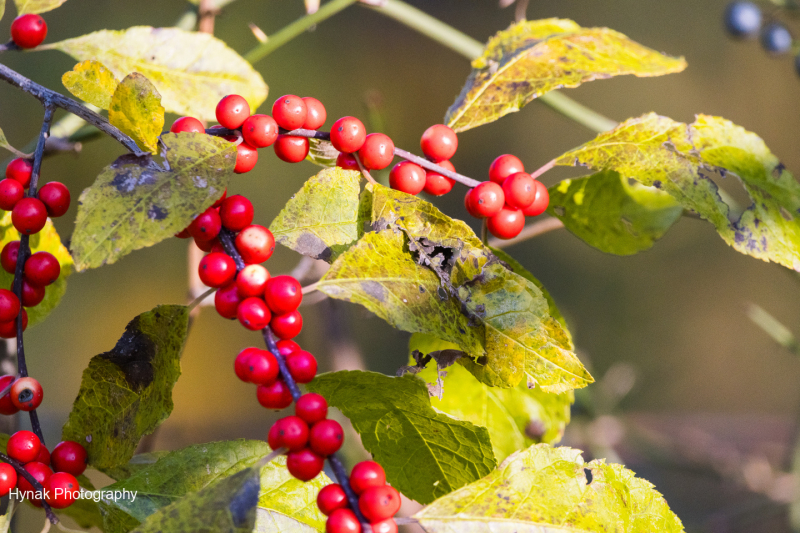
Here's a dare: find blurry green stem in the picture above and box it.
[745,303,800,356]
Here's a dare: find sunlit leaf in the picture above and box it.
[0,1,5,23]
[109,73,165,153]
[13,0,67,15]
[62,60,120,110]
[305,138,338,168]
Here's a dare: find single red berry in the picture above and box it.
[0,463,17,497]
[389,162,426,195]
[296,393,328,424]
[420,124,458,162]
[242,114,279,148]
[256,379,293,409]
[330,117,366,153]
[0,375,19,416]
[237,297,272,331]
[286,349,316,383]
[371,518,398,533]
[336,152,359,170]
[10,15,47,49]
[36,445,50,466]
[489,154,524,184]
[1,241,19,274]
[234,348,254,382]
[358,133,394,170]
[286,448,324,481]
[502,172,536,208]
[276,339,300,356]
[216,95,250,130]
[215,283,242,319]
[45,472,79,509]
[11,377,42,411]
[7,430,41,463]
[521,180,549,216]
[309,419,344,456]
[198,252,236,288]
[235,225,274,264]
[212,189,228,208]
[0,310,26,339]
[194,236,218,253]
[272,95,308,130]
[487,207,525,240]
[5,158,32,187]
[359,485,401,522]
[236,264,270,298]
[317,484,348,516]
[466,182,505,218]
[22,280,44,307]
[220,195,254,231]
[350,461,386,495]
[17,462,52,507]
[264,275,302,314]
[170,116,205,134]
[0,289,20,323]
[274,135,310,163]
[37,182,70,217]
[24,251,60,286]
[423,160,456,196]
[244,349,279,385]
[326,509,361,533]
[234,141,259,174]
[50,441,87,477]
[268,422,283,450]
[302,97,327,130]
[12,198,47,235]
[0,179,24,211]
[271,311,303,340]
[276,416,310,451]
[189,207,222,242]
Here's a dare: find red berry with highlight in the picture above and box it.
[0,464,16,497]
[271,311,303,340]
[286,448,324,481]
[302,97,327,129]
[423,160,455,196]
[487,207,525,240]
[237,297,272,330]
[216,95,250,130]
[296,393,328,424]
[0,179,23,211]
[242,114,279,148]
[257,379,293,409]
[274,135,310,163]
[5,158,32,187]
[244,349,279,385]
[11,377,42,411]
[0,375,19,416]
[389,162,426,195]
[286,350,316,383]
[7,430,41,463]
[521,180,549,216]
[199,252,236,288]
[51,441,87,476]
[10,15,47,49]
[317,484,348,516]
[12,198,47,235]
[1,241,19,274]
[276,416,310,451]
[420,124,458,161]
[189,207,221,242]
[234,142,259,174]
[45,472,79,509]
[24,251,60,286]
[264,275,302,314]
[237,264,270,298]
[309,419,344,456]
[0,289,20,323]
[220,195,254,231]
[371,520,398,533]
[489,154,524,184]
[38,182,70,217]
[326,509,361,533]
[272,95,308,130]
[330,117,366,153]
[277,339,300,356]
[466,181,505,218]
[350,461,386,495]
[358,133,394,170]
[215,283,242,319]
[502,172,536,208]
[170,116,205,134]
[336,152,359,170]
[235,225,275,263]
[359,485,401,522]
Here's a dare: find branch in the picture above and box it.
[0,41,20,54]
[488,217,564,248]
[0,452,58,524]
[198,0,218,35]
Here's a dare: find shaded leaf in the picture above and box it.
[103,450,169,481]
[42,27,268,121]
[109,73,164,153]
[415,444,684,532]
[306,138,339,168]
[446,19,686,132]
[70,132,234,271]
[308,370,496,504]
[13,0,67,15]
[547,170,683,255]
[62,60,120,110]
[62,305,188,470]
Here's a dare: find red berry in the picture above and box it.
[0,179,24,211]
[309,419,343,456]
[317,484,348,516]
[359,485,401,522]
[237,297,272,331]
[371,520,398,533]
[214,282,242,319]
[235,225,274,264]
[0,289,20,323]
[521,180,549,216]
[216,95,250,130]
[244,349,279,385]
[12,198,47,235]
[286,448,324,481]
[358,133,394,170]
[50,441,87,477]
[5,158,32,187]
[25,251,60,286]
[350,461,386,495]
[10,15,47,49]
[17,462,51,506]
[302,97,327,129]
[170,117,205,134]
[198,252,236,288]
[256,379,293,409]
[36,446,50,466]
[423,160,456,196]
[272,95,308,130]
[11,377,42,411]
[466,182,505,218]
[276,416,310,451]
[389,162,426,195]
[274,135,310,163]
[487,207,525,240]
[194,236,218,252]
[0,375,19,416]
[189,207,222,242]
[0,310,26,339]
[234,348,254,382]
[234,142,259,174]
[268,423,283,450]
[276,339,300,356]
[264,275,302,314]
[330,117,366,153]
[242,114,279,148]
[326,509,361,533]
[502,172,536,208]
[0,463,16,497]
[271,311,303,340]
[45,472,79,509]
[286,350,316,383]
[420,124,458,161]
[336,152,359,170]
[175,228,191,239]
[296,393,328,424]
[489,154,524,184]
[21,280,44,307]
[37,182,70,217]
[1,242,19,274]
[236,264,270,298]
[7,430,41,463]
[212,189,228,208]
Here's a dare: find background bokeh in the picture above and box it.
[2,0,800,531]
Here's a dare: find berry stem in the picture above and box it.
[301,281,320,295]
[392,147,481,187]
[488,216,564,248]
[353,152,378,186]
[530,159,556,181]
[0,452,58,524]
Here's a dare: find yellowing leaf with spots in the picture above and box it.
[109,73,164,153]
[13,0,67,15]
[62,60,120,110]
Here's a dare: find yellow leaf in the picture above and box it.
[109,73,165,154]
[13,0,66,15]
[62,60,119,110]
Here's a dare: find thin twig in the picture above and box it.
[530,159,555,180]
[188,287,216,312]
[197,0,218,34]
[488,217,565,248]
[353,152,377,185]
[302,281,320,295]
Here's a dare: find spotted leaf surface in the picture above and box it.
[109,73,165,153]
[62,60,120,110]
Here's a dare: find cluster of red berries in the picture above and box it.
[9,14,48,49]
[387,124,458,196]
[0,430,86,509]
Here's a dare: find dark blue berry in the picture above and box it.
[724,1,762,38]
[760,22,793,54]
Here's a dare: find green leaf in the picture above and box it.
[409,334,573,463]
[57,476,104,529]
[13,0,67,15]
[0,1,5,23]
[109,73,165,154]
[445,19,686,132]
[70,132,234,271]
[547,170,683,255]
[0,212,72,327]
[415,444,685,533]
[42,27,268,122]
[258,454,330,531]
[62,60,120,110]
[254,510,318,533]
[62,304,188,470]
[317,185,592,393]
[269,168,367,262]
[308,370,496,504]
[305,138,338,168]
[0,126,24,158]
